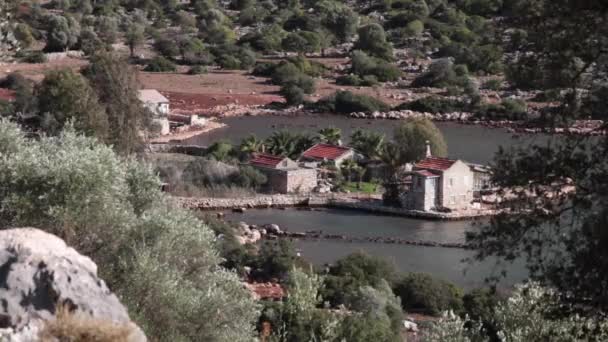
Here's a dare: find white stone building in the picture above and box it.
[138,89,170,135]
[249,153,317,194]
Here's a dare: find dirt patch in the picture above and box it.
[0,57,87,81]
[162,91,283,114]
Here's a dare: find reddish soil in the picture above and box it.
[0,57,87,81]
[0,88,15,101]
[162,91,282,113]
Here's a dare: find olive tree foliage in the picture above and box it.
[0,120,260,341]
[466,0,608,316]
[424,283,608,342]
[44,14,81,52]
[83,52,150,154]
[35,69,108,139]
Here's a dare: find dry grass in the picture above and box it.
[39,306,138,342]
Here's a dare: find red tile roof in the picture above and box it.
[246,282,285,300]
[0,88,15,102]
[415,157,457,171]
[249,153,285,168]
[414,170,440,178]
[302,144,352,161]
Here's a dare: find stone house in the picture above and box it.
[249,153,317,194]
[402,154,477,212]
[138,89,170,135]
[299,143,355,168]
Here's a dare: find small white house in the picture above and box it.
[138,89,170,117]
[138,89,170,135]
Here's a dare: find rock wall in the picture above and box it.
[0,228,145,341]
[176,194,357,210]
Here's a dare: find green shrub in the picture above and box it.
[314,91,390,114]
[412,58,469,88]
[280,84,306,105]
[231,165,267,189]
[188,65,208,75]
[336,74,363,86]
[21,51,47,63]
[397,96,468,113]
[475,98,528,120]
[361,75,379,86]
[393,273,464,316]
[482,78,502,90]
[144,56,177,72]
[251,62,277,77]
[351,50,401,82]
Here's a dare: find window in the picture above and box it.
[449,178,454,187]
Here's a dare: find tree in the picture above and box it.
[393,273,463,316]
[353,24,393,60]
[239,134,265,154]
[466,0,608,316]
[322,252,397,306]
[83,52,150,154]
[266,130,298,158]
[350,129,385,160]
[391,118,448,163]
[125,23,145,57]
[317,127,341,145]
[316,1,359,43]
[0,121,260,340]
[425,283,608,341]
[36,69,108,139]
[45,14,80,52]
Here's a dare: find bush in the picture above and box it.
[475,98,528,120]
[231,165,267,189]
[393,273,463,316]
[350,50,401,82]
[271,62,315,94]
[188,65,207,75]
[182,158,239,187]
[412,59,470,88]
[21,51,47,63]
[482,78,502,90]
[280,84,306,105]
[336,74,363,86]
[397,96,468,113]
[144,56,177,72]
[251,62,277,77]
[313,91,390,114]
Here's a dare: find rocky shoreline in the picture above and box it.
[204,104,605,137]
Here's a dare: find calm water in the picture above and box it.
[185,114,549,164]
[221,208,528,289]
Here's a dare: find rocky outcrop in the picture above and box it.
[0,228,145,341]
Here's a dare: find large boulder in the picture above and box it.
[0,228,145,341]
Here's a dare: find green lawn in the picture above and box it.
[341,181,381,194]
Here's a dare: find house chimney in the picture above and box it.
[425,140,431,158]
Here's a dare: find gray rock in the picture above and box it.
[265,224,282,235]
[0,228,145,341]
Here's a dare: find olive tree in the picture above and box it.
[0,120,260,341]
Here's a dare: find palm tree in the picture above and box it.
[266,131,298,158]
[317,127,342,145]
[350,129,385,160]
[240,134,265,154]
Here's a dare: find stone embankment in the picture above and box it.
[175,194,358,210]
[179,194,495,220]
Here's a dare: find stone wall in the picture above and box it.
[176,194,356,210]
